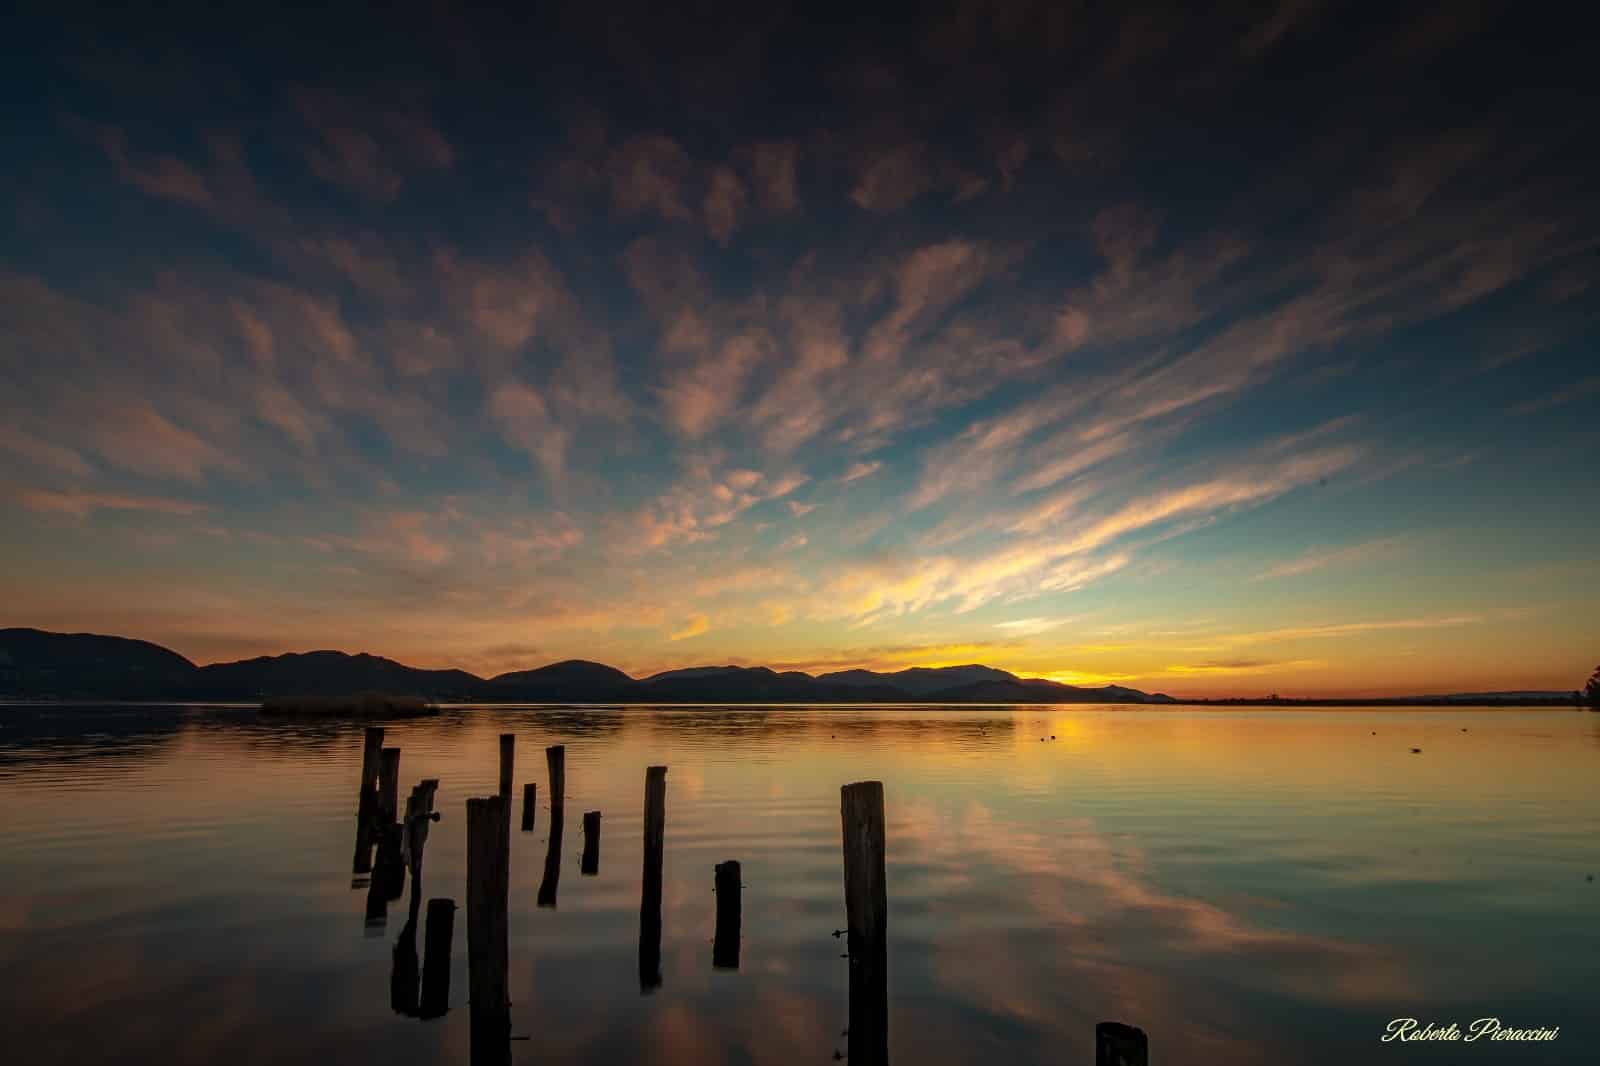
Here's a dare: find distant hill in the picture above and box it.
[189,650,482,701]
[0,628,196,699]
[0,626,1571,706]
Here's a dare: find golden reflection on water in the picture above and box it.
[2,705,1597,1065]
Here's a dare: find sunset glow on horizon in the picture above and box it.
[2,3,1595,698]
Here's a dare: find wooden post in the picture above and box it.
[1096,1022,1149,1066]
[358,726,385,804]
[842,781,888,1066]
[581,811,601,876]
[537,807,564,907]
[521,782,537,832]
[377,747,401,824]
[639,765,667,991]
[713,860,741,970]
[406,779,440,883]
[466,796,510,1058]
[840,781,887,953]
[352,726,386,876]
[419,897,456,1019]
[546,745,566,811]
[365,822,405,933]
[498,734,514,799]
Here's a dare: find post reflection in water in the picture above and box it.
[538,806,565,908]
[580,810,601,876]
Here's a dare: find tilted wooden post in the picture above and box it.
[521,782,537,832]
[842,780,888,1066]
[713,860,741,970]
[466,796,510,1056]
[1096,1022,1149,1066]
[546,745,566,811]
[639,765,667,991]
[581,811,601,876]
[419,897,456,1020]
[377,747,402,824]
[498,734,514,799]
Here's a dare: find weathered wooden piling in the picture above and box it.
[546,744,566,810]
[537,807,564,907]
[466,796,510,1053]
[404,779,440,882]
[842,780,888,1066]
[378,747,402,823]
[352,727,387,876]
[840,781,887,954]
[581,811,601,876]
[498,734,514,799]
[521,782,537,832]
[1095,1022,1149,1066]
[639,765,667,991]
[358,726,385,803]
[419,897,456,1020]
[366,822,405,932]
[713,860,741,970]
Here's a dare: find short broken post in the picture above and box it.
[842,780,888,1066]
[498,734,514,800]
[521,782,537,832]
[1096,1022,1149,1066]
[419,897,456,1020]
[581,811,601,876]
[713,860,741,970]
[546,744,566,812]
[639,765,667,991]
[466,796,510,1064]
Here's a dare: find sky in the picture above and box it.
[1,1,1596,696]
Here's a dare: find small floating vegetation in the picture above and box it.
[260,693,438,719]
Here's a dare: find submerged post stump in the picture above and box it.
[581,811,601,876]
[546,745,566,811]
[521,782,537,832]
[498,734,514,800]
[466,796,510,1052]
[639,765,667,991]
[419,897,456,1020]
[378,747,402,824]
[713,860,741,970]
[842,781,888,1066]
[1096,1022,1149,1066]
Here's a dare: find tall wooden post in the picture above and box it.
[498,734,514,800]
[546,745,566,811]
[842,780,888,1066]
[358,726,385,804]
[521,782,537,832]
[378,747,401,824]
[639,765,667,991]
[1096,1022,1149,1066]
[354,730,389,876]
[581,811,601,876]
[466,796,510,1062]
[713,860,741,970]
[419,897,456,1020]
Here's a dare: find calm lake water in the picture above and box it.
[3,704,1597,1065]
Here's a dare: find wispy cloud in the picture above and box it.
[669,613,710,640]
[1252,535,1412,581]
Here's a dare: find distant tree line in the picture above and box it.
[1587,665,1600,710]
